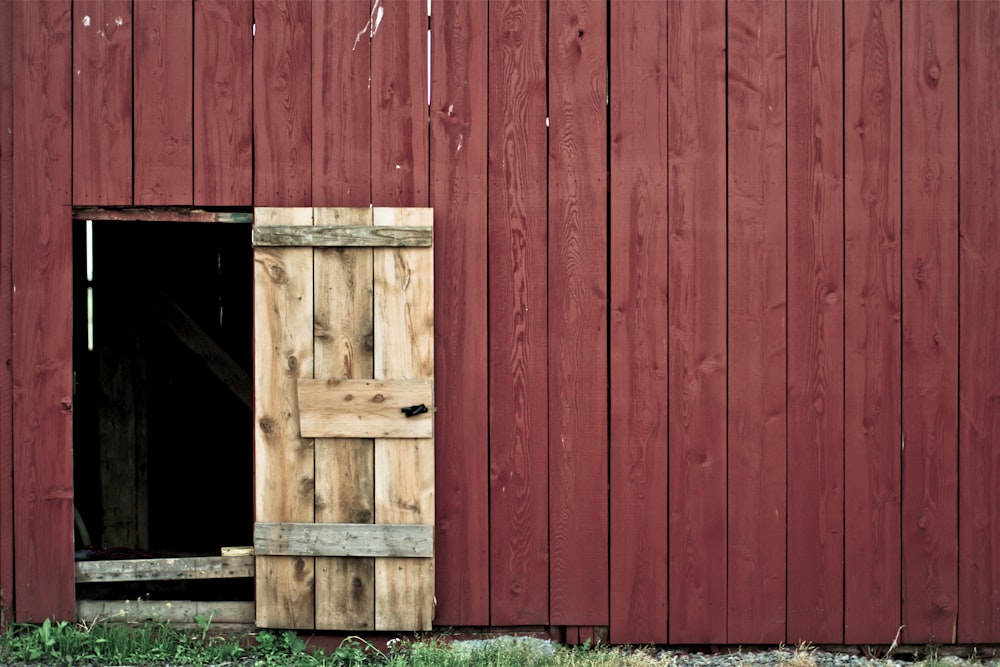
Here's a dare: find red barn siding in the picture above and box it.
[3,0,1000,645]
[786,0,845,644]
[429,0,490,627]
[959,0,1000,644]
[11,0,74,622]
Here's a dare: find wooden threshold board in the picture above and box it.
[75,555,254,583]
[76,600,254,625]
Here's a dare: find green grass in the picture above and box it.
[0,619,631,667]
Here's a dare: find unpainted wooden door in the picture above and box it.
[252,207,434,631]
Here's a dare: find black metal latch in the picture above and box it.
[401,403,428,418]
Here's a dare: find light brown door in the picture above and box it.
[252,207,434,631]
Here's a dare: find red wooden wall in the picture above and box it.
[1,0,999,646]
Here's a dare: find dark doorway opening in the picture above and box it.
[72,212,254,603]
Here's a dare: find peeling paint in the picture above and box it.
[456,133,463,154]
[447,104,454,116]
[82,15,90,27]
[353,0,385,50]
[114,15,123,26]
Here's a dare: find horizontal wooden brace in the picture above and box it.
[75,556,254,583]
[77,600,254,625]
[73,206,253,223]
[252,225,433,248]
[254,522,433,558]
[298,378,433,438]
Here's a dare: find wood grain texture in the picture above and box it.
[75,556,254,583]
[255,523,432,558]
[12,0,74,622]
[958,0,1000,644]
[429,0,490,625]
[609,0,668,644]
[254,207,315,629]
[785,0,845,645]
[313,207,375,631]
[298,378,433,439]
[312,0,370,208]
[253,0,311,207]
[134,0,193,205]
[254,226,432,248]
[73,0,132,205]
[667,0,728,644]
[371,0,428,208]
[373,208,434,631]
[77,600,254,625]
[0,0,13,628]
[844,0,902,643]
[193,0,252,206]
[487,0,550,626]
[726,0,787,643]
[547,0,609,626]
[901,0,958,644]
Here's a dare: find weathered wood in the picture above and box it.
[298,379,433,439]
[75,556,254,583]
[134,0,193,204]
[313,206,375,631]
[487,0,550,627]
[150,291,251,409]
[547,0,609,627]
[312,0,371,208]
[726,0,787,644]
[72,207,253,223]
[844,0,902,643]
[667,0,728,644]
[253,0,311,207]
[0,0,14,628]
[73,0,132,205]
[254,523,432,558]
[77,601,254,625]
[786,0,845,645]
[429,0,490,627]
[608,0,668,645]
[901,0,958,644]
[254,206,315,629]
[253,226,433,248]
[221,546,253,557]
[95,324,148,550]
[194,0,252,206]
[958,0,1000,644]
[373,207,434,631]
[12,0,74,623]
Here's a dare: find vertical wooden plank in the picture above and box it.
[843,0,902,643]
[488,0,550,626]
[369,0,431,630]
[134,0,193,205]
[901,0,958,644]
[958,0,1000,644]
[311,0,374,630]
[193,0,252,206]
[371,0,428,208]
[667,0,728,644]
[253,0,311,207]
[254,207,315,629]
[726,0,787,643]
[0,0,14,629]
[313,0,371,208]
[429,0,490,626]
[373,207,434,631]
[548,0,608,626]
[73,0,132,205]
[12,0,74,622]
[313,208,376,631]
[609,0,669,645]
[786,0,845,645]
